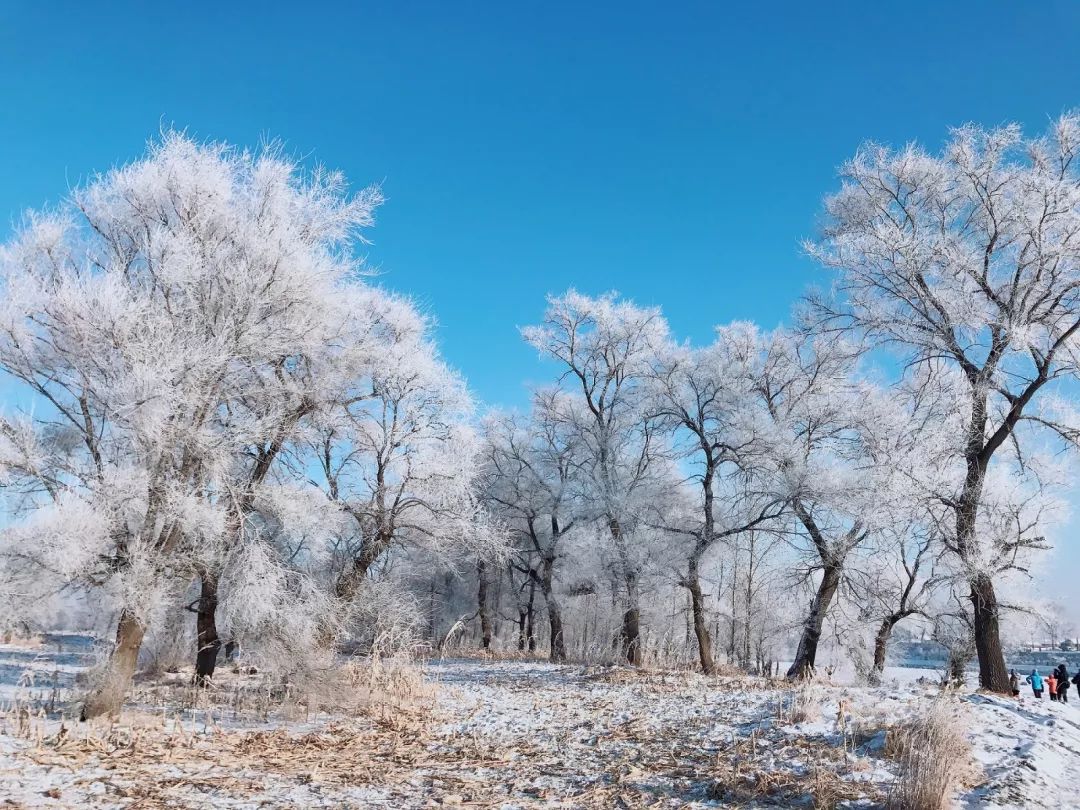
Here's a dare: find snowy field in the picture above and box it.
[1,642,1079,808]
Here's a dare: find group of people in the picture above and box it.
[1011,664,1078,702]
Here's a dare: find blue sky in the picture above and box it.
[4,1,1080,407]
[2,2,1080,614]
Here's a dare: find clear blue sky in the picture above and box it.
[5,1,1080,408]
[1,1,1079,617]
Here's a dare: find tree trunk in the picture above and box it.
[606,516,643,667]
[526,577,537,652]
[194,574,221,686]
[517,608,527,651]
[742,534,757,670]
[786,563,842,680]
[477,560,493,650]
[427,576,437,641]
[620,569,642,666]
[622,603,641,665]
[686,552,716,674]
[547,600,566,662]
[728,551,739,665]
[970,573,1009,692]
[539,558,566,662]
[81,609,145,719]
[335,545,380,605]
[868,615,897,686]
[956,498,1010,692]
[581,593,592,658]
[741,605,753,671]
[957,394,1011,694]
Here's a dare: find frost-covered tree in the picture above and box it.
[523,291,670,665]
[725,524,789,673]
[481,392,584,662]
[736,327,877,680]
[0,133,383,716]
[646,326,784,674]
[188,290,392,684]
[850,527,940,685]
[839,376,949,685]
[807,114,1080,691]
[302,304,496,622]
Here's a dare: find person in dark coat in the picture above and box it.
[1056,664,1071,704]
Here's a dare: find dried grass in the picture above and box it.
[0,661,66,721]
[120,651,437,731]
[885,698,973,810]
[707,742,878,809]
[775,681,823,724]
[582,663,783,696]
[701,709,886,809]
[0,656,905,809]
[1,655,444,807]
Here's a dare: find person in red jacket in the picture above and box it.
[1047,672,1058,701]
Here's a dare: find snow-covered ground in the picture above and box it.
[1,641,1079,808]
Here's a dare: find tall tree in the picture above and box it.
[807,114,1080,691]
[736,328,874,680]
[647,326,784,674]
[0,133,382,716]
[303,310,495,624]
[523,291,669,665]
[482,392,583,662]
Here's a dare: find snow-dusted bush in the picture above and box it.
[216,540,340,675]
[886,699,971,810]
[340,579,425,658]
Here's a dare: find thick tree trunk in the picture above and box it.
[427,576,438,642]
[609,514,643,666]
[956,393,1011,694]
[620,568,642,666]
[621,602,641,665]
[547,600,567,662]
[335,546,379,605]
[477,560,493,650]
[81,609,145,719]
[786,564,842,680]
[686,553,716,675]
[517,608,527,651]
[194,574,221,686]
[970,573,1009,692]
